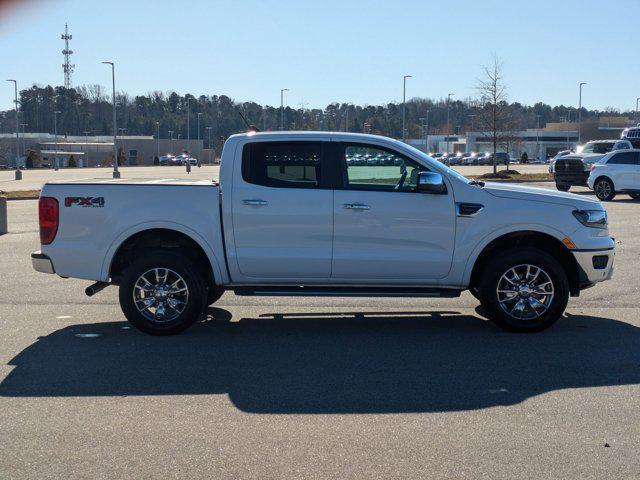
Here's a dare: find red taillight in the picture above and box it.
[39,197,59,245]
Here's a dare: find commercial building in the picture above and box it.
[0,133,204,168]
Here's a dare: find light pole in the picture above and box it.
[155,122,160,160]
[168,130,174,154]
[536,114,541,160]
[54,110,61,170]
[446,93,455,153]
[636,97,639,125]
[101,61,119,178]
[280,89,289,130]
[425,109,430,153]
[83,130,91,167]
[197,112,202,163]
[206,126,213,164]
[402,75,412,142]
[578,82,586,144]
[186,97,191,154]
[6,79,20,179]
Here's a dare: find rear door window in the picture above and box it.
[242,141,324,188]
[607,152,638,165]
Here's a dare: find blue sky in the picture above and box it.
[0,0,638,112]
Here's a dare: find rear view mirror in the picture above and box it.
[416,171,446,194]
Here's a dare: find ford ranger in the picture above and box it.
[32,132,615,335]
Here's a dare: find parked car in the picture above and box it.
[587,149,640,201]
[548,150,572,173]
[32,131,614,335]
[553,140,630,191]
[159,154,179,166]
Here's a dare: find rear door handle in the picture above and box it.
[343,203,370,210]
[241,199,268,206]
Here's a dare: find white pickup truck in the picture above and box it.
[32,132,615,335]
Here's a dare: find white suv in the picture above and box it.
[588,149,640,201]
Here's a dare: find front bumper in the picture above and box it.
[31,251,55,274]
[571,248,615,287]
[554,171,589,186]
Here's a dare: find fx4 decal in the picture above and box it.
[64,196,105,208]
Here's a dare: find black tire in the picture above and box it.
[594,177,616,201]
[555,184,570,192]
[118,252,206,335]
[478,247,569,333]
[206,285,225,306]
[629,193,640,200]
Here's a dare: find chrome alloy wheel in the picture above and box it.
[133,268,189,323]
[496,264,554,321]
[595,180,611,199]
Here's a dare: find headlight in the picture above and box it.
[572,209,608,229]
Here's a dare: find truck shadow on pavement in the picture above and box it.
[2,309,639,413]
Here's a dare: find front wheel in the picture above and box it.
[594,177,616,201]
[478,248,569,332]
[556,184,570,192]
[119,252,206,335]
[629,193,640,200]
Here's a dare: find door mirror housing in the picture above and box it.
[416,171,447,194]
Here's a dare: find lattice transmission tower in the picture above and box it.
[61,23,75,89]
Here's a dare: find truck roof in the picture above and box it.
[44,178,218,187]
[228,130,406,145]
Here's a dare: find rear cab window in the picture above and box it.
[242,141,326,188]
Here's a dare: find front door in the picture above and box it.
[230,140,333,281]
[331,143,456,282]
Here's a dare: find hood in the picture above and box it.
[483,182,602,209]
[561,152,604,163]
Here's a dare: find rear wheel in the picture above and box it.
[119,252,206,335]
[594,177,616,201]
[629,193,640,200]
[478,248,569,332]
[556,184,570,192]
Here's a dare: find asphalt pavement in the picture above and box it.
[0,185,638,479]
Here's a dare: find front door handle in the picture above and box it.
[241,199,268,206]
[343,203,370,210]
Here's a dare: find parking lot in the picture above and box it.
[1,183,638,479]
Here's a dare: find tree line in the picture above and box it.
[0,83,633,153]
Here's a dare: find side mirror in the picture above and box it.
[416,171,447,194]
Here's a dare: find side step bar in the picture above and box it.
[233,286,461,298]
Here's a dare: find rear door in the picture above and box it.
[330,142,456,282]
[230,140,333,281]
[606,151,638,190]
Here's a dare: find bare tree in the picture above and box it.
[476,56,512,174]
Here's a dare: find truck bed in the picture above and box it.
[45,178,219,187]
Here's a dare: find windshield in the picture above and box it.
[404,143,473,184]
[581,142,614,154]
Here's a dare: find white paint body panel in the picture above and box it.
[38,132,615,291]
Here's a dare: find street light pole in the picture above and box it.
[206,126,213,164]
[168,130,174,155]
[636,97,640,126]
[578,82,586,144]
[6,79,20,179]
[83,130,90,167]
[20,123,27,159]
[155,122,160,160]
[197,112,202,163]
[186,98,191,154]
[402,75,412,142]
[446,93,455,154]
[101,61,119,178]
[425,109,430,153]
[536,114,541,160]
[54,110,61,170]
[280,89,289,130]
